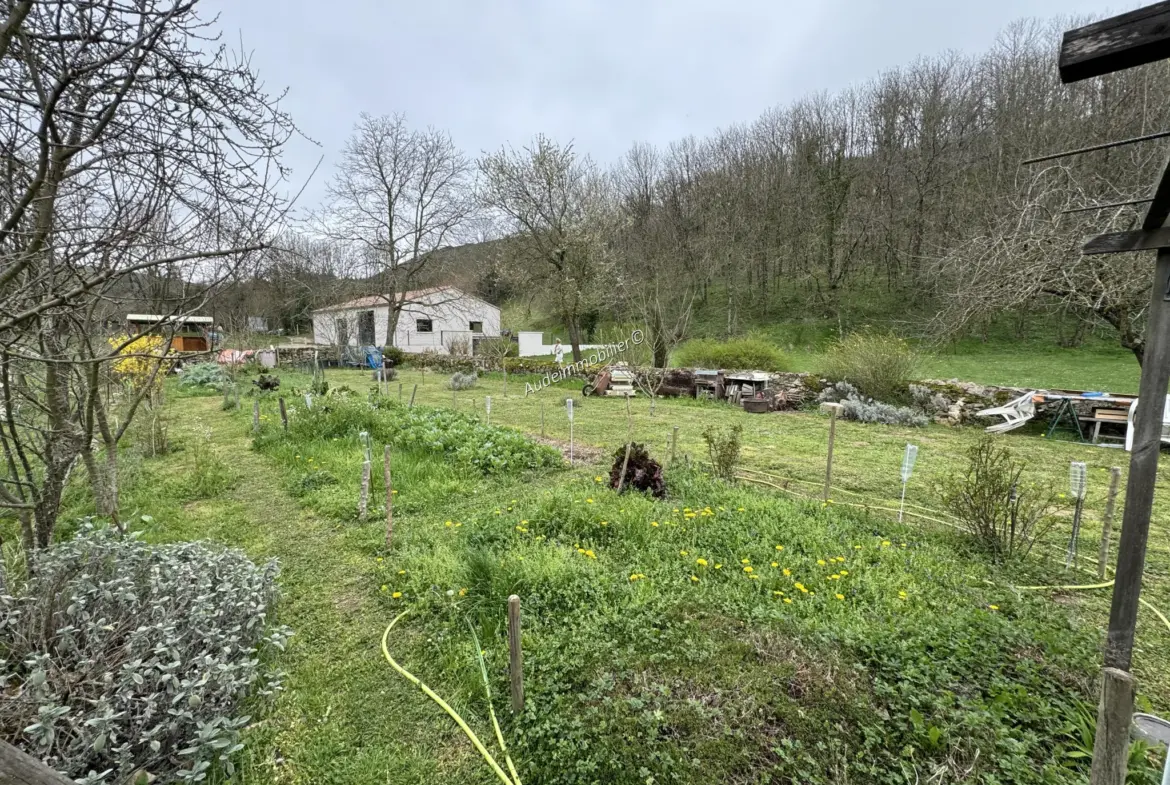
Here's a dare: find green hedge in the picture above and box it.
[674,338,789,372]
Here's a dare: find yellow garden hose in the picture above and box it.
[381,612,517,785]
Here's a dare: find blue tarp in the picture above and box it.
[364,346,383,369]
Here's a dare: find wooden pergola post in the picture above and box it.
[1055,7,1170,783]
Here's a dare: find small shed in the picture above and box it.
[126,314,213,353]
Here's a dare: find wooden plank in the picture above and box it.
[0,739,76,785]
[1060,1,1170,83]
[1083,226,1170,254]
[1144,151,1170,229]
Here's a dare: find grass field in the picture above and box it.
[48,362,1170,784]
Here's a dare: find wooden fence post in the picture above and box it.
[507,595,524,712]
[409,384,417,408]
[671,426,679,465]
[540,402,545,438]
[1098,467,1123,580]
[822,403,842,502]
[1090,668,1135,785]
[278,397,288,431]
[252,399,260,432]
[398,382,403,402]
[384,445,394,549]
[358,459,371,521]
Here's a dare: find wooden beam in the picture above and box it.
[0,739,76,784]
[1083,227,1170,254]
[1060,2,1170,83]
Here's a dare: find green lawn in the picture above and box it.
[37,363,1170,783]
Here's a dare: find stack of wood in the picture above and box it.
[656,368,696,398]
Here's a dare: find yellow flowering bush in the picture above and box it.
[108,333,170,390]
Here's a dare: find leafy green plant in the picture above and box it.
[1,524,290,784]
[182,428,236,499]
[179,362,230,391]
[381,345,407,367]
[702,423,743,482]
[940,436,1059,560]
[1057,700,1162,785]
[675,337,789,371]
[820,331,919,403]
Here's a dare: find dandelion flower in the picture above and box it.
[376,557,383,563]
[988,604,999,611]
[459,588,467,597]
[835,593,845,601]
[392,592,402,599]
[696,558,708,567]
[690,575,699,583]
[771,562,779,568]
[600,521,608,527]
[775,545,784,551]
[398,570,406,575]
[839,570,848,576]
[651,521,659,527]
[594,476,603,482]
[391,489,398,495]
[743,566,753,573]
[680,550,689,557]
[783,598,793,604]
[782,568,791,577]
[817,559,827,566]
[881,540,891,547]
[586,498,594,504]
[898,590,907,600]
[714,563,723,570]
[741,558,751,564]
[737,507,745,512]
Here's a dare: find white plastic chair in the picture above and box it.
[975,392,1037,433]
[1124,394,1170,451]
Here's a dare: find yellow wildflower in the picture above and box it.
[771,561,779,568]
[783,597,793,604]
[392,592,402,599]
[835,593,845,601]
[989,604,999,611]
[782,568,792,576]
[690,575,699,582]
[817,559,827,566]
[714,563,723,569]
[775,545,784,551]
[696,558,708,567]
[680,550,689,557]
[380,585,388,592]
[743,566,753,573]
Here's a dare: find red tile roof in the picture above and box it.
[313,286,468,313]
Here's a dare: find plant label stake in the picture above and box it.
[566,398,574,466]
[1066,461,1088,569]
[671,425,679,465]
[398,382,403,402]
[1098,466,1123,580]
[252,399,260,432]
[304,393,313,410]
[485,395,491,425]
[359,430,372,463]
[358,459,371,521]
[278,397,288,431]
[899,443,918,522]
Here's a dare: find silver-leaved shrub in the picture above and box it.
[0,523,291,783]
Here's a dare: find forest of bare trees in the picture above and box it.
[225,16,1170,365]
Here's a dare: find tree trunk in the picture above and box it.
[567,318,583,362]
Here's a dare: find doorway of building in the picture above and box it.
[357,310,376,345]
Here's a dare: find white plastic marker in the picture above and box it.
[1066,461,1088,569]
[898,443,918,522]
[566,398,574,466]
[359,430,372,463]
[485,395,492,425]
[304,393,313,410]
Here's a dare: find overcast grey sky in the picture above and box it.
[203,0,1117,215]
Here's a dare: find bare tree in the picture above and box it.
[479,135,613,362]
[0,0,295,552]
[320,113,476,345]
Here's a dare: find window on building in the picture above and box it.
[416,318,433,333]
[469,321,483,333]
